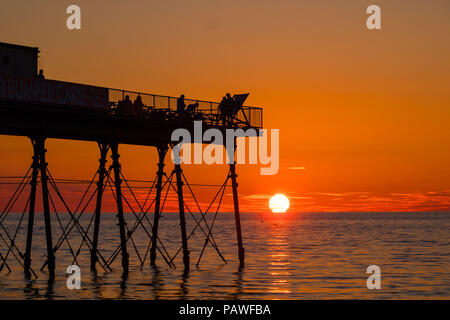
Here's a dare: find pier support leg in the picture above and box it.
[91,143,109,271]
[110,143,129,273]
[230,163,245,267]
[36,138,55,278]
[150,146,168,267]
[174,164,189,272]
[24,139,41,277]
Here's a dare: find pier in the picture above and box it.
[0,42,262,278]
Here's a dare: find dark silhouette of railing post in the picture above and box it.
[110,143,129,273]
[90,143,109,271]
[174,164,190,272]
[150,145,168,267]
[230,163,245,267]
[24,138,41,277]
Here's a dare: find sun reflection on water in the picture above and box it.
[265,218,292,295]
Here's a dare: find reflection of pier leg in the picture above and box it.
[150,146,167,267]
[91,143,109,271]
[230,163,245,267]
[38,138,55,278]
[175,164,189,271]
[24,139,40,276]
[111,143,129,273]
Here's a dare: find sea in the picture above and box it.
[0,211,448,299]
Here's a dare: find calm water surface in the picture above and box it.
[0,212,448,299]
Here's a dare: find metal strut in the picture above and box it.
[24,138,56,277]
[150,145,168,267]
[230,163,245,267]
[110,143,129,273]
[174,164,190,271]
[90,143,110,271]
[39,138,56,278]
[24,139,40,276]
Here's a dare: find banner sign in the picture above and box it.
[0,74,109,110]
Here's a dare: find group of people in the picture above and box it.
[117,95,145,116]
[117,93,239,125]
[218,93,239,126]
[177,93,239,125]
[176,94,199,116]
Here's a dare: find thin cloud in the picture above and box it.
[242,194,272,200]
[312,192,349,197]
[289,196,313,200]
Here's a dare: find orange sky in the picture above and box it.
[0,0,449,212]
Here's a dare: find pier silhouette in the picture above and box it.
[0,42,262,278]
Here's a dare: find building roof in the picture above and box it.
[0,42,39,53]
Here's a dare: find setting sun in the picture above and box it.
[269,194,290,213]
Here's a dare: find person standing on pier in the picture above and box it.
[134,95,145,116]
[37,69,45,79]
[224,93,235,126]
[218,96,227,126]
[177,94,186,114]
[121,95,134,115]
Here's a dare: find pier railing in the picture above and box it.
[0,71,262,129]
[108,88,263,129]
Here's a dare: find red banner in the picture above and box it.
[0,74,109,111]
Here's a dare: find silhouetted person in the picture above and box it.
[123,95,134,115]
[117,99,124,114]
[134,95,145,115]
[177,94,186,114]
[37,69,45,79]
[218,96,227,126]
[224,93,235,125]
[186,102,198,114]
